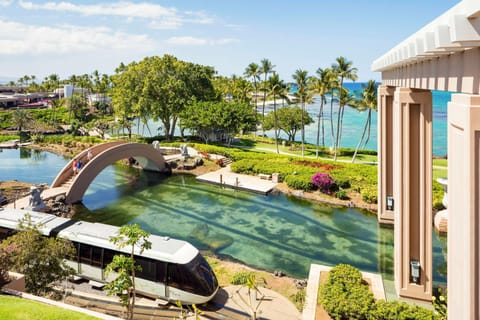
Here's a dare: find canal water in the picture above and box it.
[0,148,447,284]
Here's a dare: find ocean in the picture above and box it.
[273,82,449,157]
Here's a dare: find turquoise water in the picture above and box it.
[0,148,447,283]
[266,83,450,156]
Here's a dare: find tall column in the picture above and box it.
[447,94,480,319]
[393,87,432,301]
[378,85,395,224]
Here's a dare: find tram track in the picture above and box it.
[63,292,251,320]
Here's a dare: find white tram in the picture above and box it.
[0,208,218,304]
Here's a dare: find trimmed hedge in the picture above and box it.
[320,264,439,320]
[285,174,314,191]
[320,264,375,319]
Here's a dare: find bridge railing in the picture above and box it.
[51,141,126,188]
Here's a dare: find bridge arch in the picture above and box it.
[51,142,169,204]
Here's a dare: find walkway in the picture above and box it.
[196,166,277,194]
[5,187,67,210]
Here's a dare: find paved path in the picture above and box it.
[5,187,68,210]
[212,285,301,320]
[196,166,277,194]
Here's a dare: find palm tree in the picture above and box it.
[260,59,275,129]
[324,68,339,147]
[244,63,260,136]
[50,99,64,128]
[12,108,33,136]
[310,68,330,158]
[351,80,377,163]
[244,62,260,108]
[332,57,358,161]
[267,73,286,154]
[292,69,311,157]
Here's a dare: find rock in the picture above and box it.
[273,270,285,277]
[294,279,307,289]
[55,194,66,202]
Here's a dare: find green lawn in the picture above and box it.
[433,158,448,167]
[237,141,378,163]
[0,295,100,320]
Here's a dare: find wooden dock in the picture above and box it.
[196,166,277,194]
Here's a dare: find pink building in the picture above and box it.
[373,1,480,318]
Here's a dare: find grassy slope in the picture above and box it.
[0,295,99,320]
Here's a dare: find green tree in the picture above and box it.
[260,59,275,127]
[11,108,33,136]
[244,62,260,108]
[351,80,377,163]
[50,98,64,128]
[180,101,256,144]
[309,68,330,157]
[111,55,216,140]
[104,224,152,320]
[262,105,313,142]
[266,73,287,154]
[292,69,312,157]
[0,215,75,295]
[325,68,339,146]
[332,57,358,160]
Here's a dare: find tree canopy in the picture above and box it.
[262,105,313,142]
[0,215,75,295]
[180,101,257,144]
[111,55,217,140]
[104,224,152,320]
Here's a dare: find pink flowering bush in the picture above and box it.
[311,172,337,195]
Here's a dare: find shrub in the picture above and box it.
[319,264,439,320]
[311,172,337,195]
[285,174,314,191]
[291,289,306,311]
[335,178,351,189]
[319,264,374,320]
[432,288,447,320]
[230,271,256,285]
[361,186,378,204]
[370,300,438,320]
[335,190,349,200]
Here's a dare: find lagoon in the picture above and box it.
[0,148,447,284]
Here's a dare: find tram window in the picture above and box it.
[167,264,196,293]
[0,227,15,241]
[92,247,103,267]
[156,262,167,283]
[79,243,92,264]
[103,249,116,267]
[136,257,156,281]
[166,254,218,296]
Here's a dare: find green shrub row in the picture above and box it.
[0,134,19,142]
[284,174,314,191]
[320,264,439,320]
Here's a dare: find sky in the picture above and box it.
[0,0,461,83]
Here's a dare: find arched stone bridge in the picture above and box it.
[51,141,169,204]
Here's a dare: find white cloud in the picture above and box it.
[0,19,154,55]
[0,0,12,7]
[166,36,239,46]
[18,1,215,29]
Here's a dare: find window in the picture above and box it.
[92,247,103,267]
[136,257,156,281]
[79,243,92,264]
[156,262,167,283]
[166,254,218,296]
